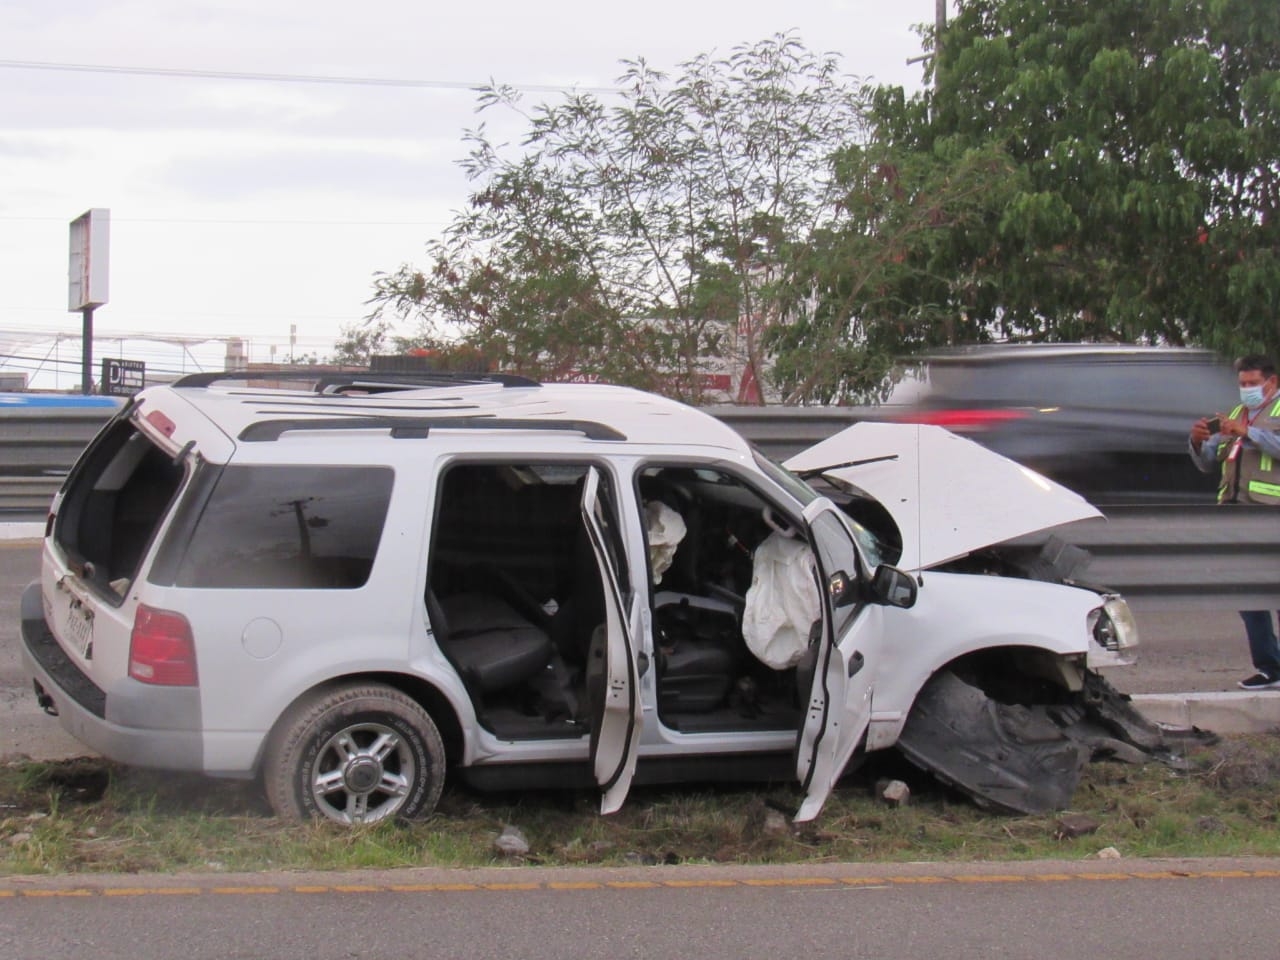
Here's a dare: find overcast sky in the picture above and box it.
[0,0,940,386]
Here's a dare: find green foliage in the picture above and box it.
[369,35,880,403]
[360,6,1278,402]
[769,140,1022,402]
[874,0,1280,355]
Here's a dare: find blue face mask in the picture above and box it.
[1240,384,1267,408]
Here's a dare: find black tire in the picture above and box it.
[263,683,446,825]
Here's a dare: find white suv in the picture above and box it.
[20,373,1142,824]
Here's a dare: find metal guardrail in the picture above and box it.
[1015,506,1280,610]
[0,406,117,475]
[707,405,864,460]
[0,405,116,513]
[0,477,62,514]
[0,402,1276,609]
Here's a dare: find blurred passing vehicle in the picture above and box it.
[880,344,1238,505]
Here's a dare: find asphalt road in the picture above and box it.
[0,539,1259,763]
[2,860,1278,960]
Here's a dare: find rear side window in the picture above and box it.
[172,465,394,589]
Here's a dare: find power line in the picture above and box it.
[0,59,621,96]
[0,351,221,379]
[0,215,446,226]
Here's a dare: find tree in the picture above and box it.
[331,317,394,367]
[369,35,877,404]
[873,0,1280,356]
[767,136,1021,402]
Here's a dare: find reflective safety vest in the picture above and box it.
[1217,397,1280,504]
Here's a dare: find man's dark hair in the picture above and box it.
[1234,354,1276,379]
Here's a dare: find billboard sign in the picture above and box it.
[69,208,110,311]
[101,358,144,396]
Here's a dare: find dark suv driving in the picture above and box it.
[878,344,1239,505]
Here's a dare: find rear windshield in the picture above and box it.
[171,465,394,589]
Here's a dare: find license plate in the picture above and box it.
[63,599,94,659]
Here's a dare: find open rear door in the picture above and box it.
[581,466,643,814]
[794,499,885,821]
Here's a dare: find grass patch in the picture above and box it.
[2,735,1278,876]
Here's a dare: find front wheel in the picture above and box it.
[264,683,446,825]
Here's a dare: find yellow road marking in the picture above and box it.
[7,869,1279,899]
[1072,873,1130,881]
[103,887,202,896]
[211,886,280,895]
[23,889,94,897]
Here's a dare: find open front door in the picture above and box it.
[581,466,643,814]
[794,499,885,822]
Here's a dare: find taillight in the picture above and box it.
[129,605,198,686]
[890,408,1029,431]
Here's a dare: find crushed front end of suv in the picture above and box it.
[20,372,1179,825]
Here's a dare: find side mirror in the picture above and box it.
[870,565,917,609]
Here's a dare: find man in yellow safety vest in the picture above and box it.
[1189,353,1280,690]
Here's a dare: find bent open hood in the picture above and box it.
[785,422,1102,571]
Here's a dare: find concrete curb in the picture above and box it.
[1133,692,1280,735]
[0,522,42,540]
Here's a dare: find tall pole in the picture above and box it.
[81,307,94,395]
[68,208,108,394]
[935,0,947,93]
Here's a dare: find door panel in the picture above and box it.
[581,467,643,814]
[794,500,883,821]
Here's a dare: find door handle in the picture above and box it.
[848,651,865,678]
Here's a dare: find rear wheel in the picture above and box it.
[264,683,446,825]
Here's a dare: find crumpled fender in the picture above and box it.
[863,570,1101,751]
[895,670,1088,815]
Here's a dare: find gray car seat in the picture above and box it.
[428,588,553,694]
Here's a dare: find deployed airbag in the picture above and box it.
[742,531,820,669]
[645,500,687,584]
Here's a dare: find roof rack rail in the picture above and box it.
[170,370,541,391]
[238,415,625,443]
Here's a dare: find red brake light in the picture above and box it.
[145,409,177,438]
[129,605,198,686]
[890,409,1029,431]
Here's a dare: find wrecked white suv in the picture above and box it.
[21,373,1150,825]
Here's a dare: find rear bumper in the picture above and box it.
[19,580,205,771]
